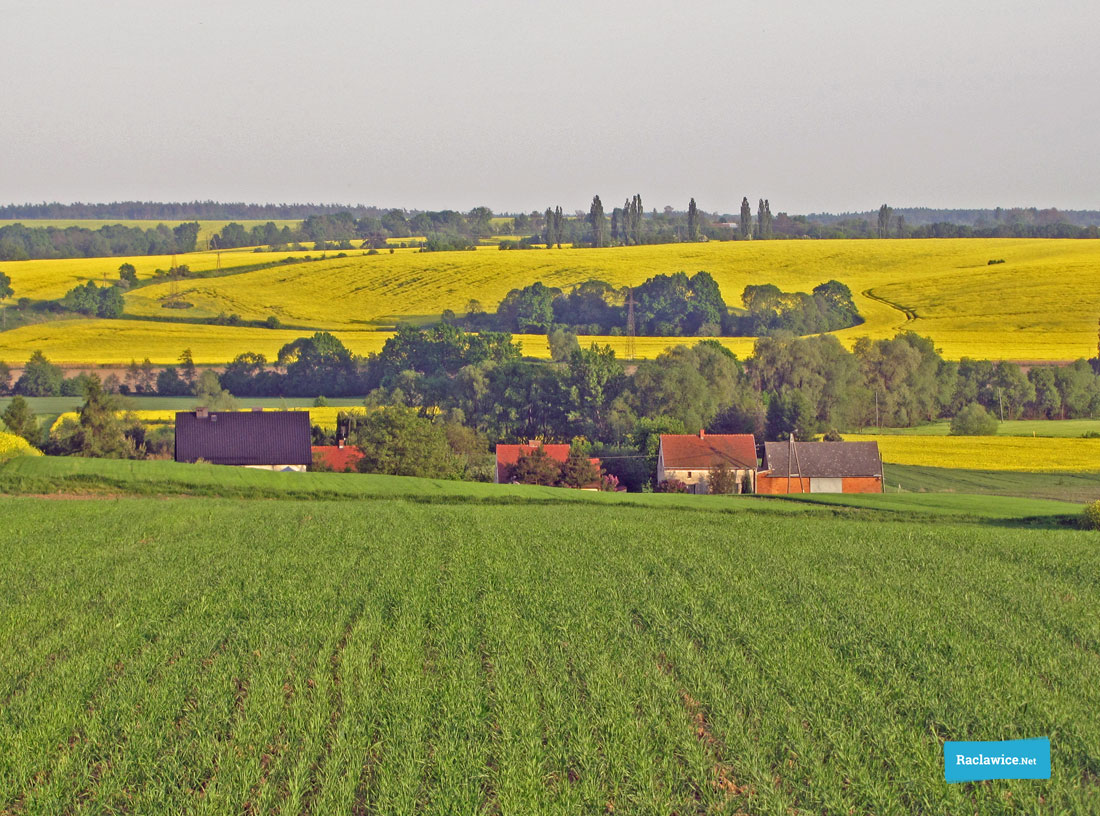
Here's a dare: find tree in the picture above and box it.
[765,389,818,441]
[193,369,237,410]
[877,204,894,239]
[547,327,580,362]
[560,444,601,488]
[14,351,63,396]
[118,263,138,287]
[0,360,10,395]
[687,198,699,241]
[588,195,609,248]
[707,460,739,494]
[739,197,752,239]
[1,395,38,445]
[0,270,12,302]
[68,375,136,458]
[507,446,563,486]
[178,348,196,385]
[155,366,191,396]
[352,407,461,478]
[950,402,998,435]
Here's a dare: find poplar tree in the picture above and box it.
[544,207,554,246]
[740,197,752,239]
[687,198,699,241]
[589,195,609,248]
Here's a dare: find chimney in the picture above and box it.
[337,438,345,450]
[699,429,706,439]
[196,407,209,419]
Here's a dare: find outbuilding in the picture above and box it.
[756,440,883,494]
[174,409,312,471]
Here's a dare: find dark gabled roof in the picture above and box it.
[659,434,757,470]
[175,411,312,466]
[761,441,882,478]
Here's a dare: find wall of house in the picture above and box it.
[661,468,754,494]
[755,474,882,494]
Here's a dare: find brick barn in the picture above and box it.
[756,440,883,494]
[174,409,312,471]
[656,431,758,494]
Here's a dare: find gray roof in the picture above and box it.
[174,411,312,466]
[761,441,882,478]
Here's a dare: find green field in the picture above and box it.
[866,419,1100,437]
[0,462,1097,814]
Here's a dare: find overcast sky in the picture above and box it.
[2,0,1098,214]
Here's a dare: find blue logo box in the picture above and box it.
[945,738,1051,782]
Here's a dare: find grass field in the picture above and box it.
[0,463,1097,813]
[865,419,1100,437]
[3,238,1100,365]
[883,463,1100,503]
[848,433,1100,472]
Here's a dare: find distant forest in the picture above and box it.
[1,198,1098,261]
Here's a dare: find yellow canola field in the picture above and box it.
[0,246,324,300]
[0,320,396,366]
[120,238,1100,361]
[0,431,42,461]
[847,433,1100,473]
[50,406,369,432]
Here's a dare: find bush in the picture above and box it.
[1082,500,1100,530]
[656,478,688,493]
[949,402,998,436]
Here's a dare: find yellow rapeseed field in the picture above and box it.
[0,320,395,366]
[50,406,369,432]
[0,431,42,461]
[847,434,1100,472]
[120,238,1100,360]
[3,238,1100,364]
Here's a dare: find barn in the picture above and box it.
[174,409,312,471]
[656,431,758,494]
[756,440,883,494]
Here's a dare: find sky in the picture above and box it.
[2,0,1099,214]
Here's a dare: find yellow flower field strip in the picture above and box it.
[846,434,1100,473]
[0,431,42,460]
[50,407,372,432]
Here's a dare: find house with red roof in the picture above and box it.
[657,431,757,494]
[495,442,602,488]
[311,440,366,473]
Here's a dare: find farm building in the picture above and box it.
[174,409,312,471]
[756,440,883,494]
[495,442,602,487]
[657,431,757,494]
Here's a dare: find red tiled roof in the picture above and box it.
[311,445,365,472]
[495,444,600,483]
[659,433,757,470]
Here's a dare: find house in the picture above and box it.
[657,431,757,494]
[495,442,602,488]
[311,439,365,473]
[174,409,312,471]
[756,440,883,494]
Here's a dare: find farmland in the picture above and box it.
[2,237,1100,365]
[848,433,1100,472]
[0,468,1097,814]
[0,219,301,247]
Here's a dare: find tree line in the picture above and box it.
[7,329,1100,489]
[461,274,861,338]
[0,222,201,261]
